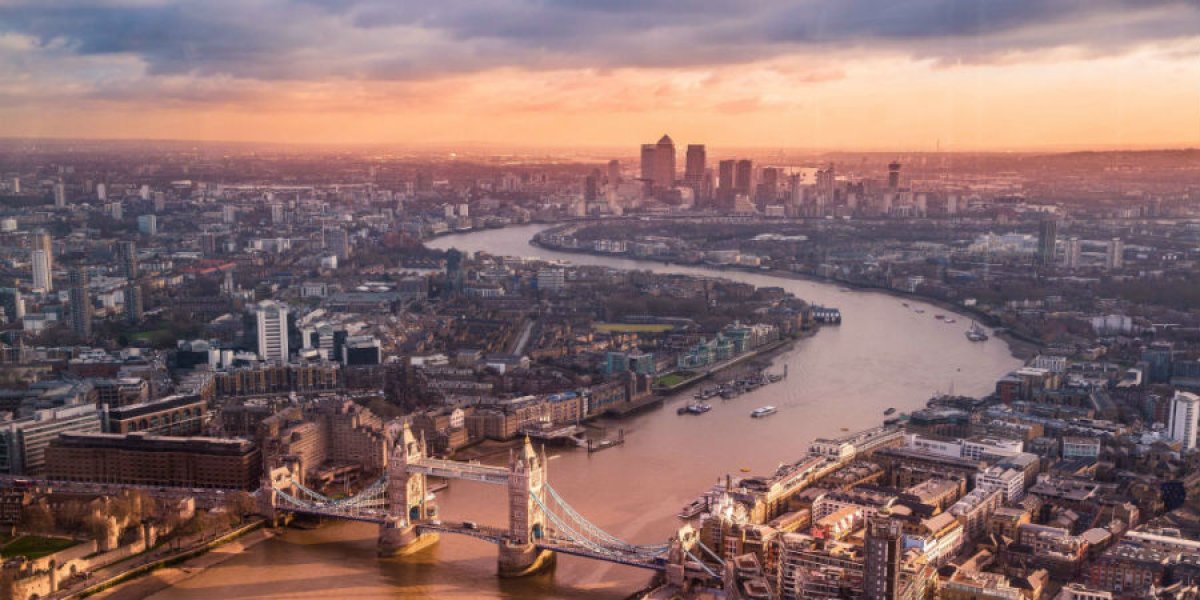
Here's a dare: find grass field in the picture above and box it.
[593,323,675,333]
[654,371,695,388]
[1,535,80,559]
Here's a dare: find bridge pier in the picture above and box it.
[377,517,438,557]
[497,541,555,577]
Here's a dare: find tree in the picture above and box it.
[223,492,257,523]
[20,502,55,534]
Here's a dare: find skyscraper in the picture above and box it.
[757,167,780,204]
[325,227,350,260]
[639,144,656,183]
[864,514,903,600]
[53,182,66,208]
[734,159,753,195]
[684,145,706,189]
[69,267,92,339]
[0,288,25,324]
[606,159,620,185]
[584,172,599,203]
[717,160,736,192]
[119,240,138,280]
[256,300,290,363]
[653,134,676,189]
[30,249,51,293]
[887,161,901,190]
[1106,237,1124,270]
[1065,236,1081,269]
[1169,391,1200,451]
[124,283,144,323]
[32,231,52,273]
[1037,218,1058,266]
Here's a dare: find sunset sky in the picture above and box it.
[2,0,1200,150]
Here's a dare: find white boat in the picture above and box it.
[751,406,778,418]
[966,321,989,342]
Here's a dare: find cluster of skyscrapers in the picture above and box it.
[637,135,770,212]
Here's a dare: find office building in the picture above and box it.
[1168,391,1200,451]
[53,182,66,208]
[119,240,138,280]
[734,159,754,195]
[1063,236,1081,269]
[888,161,901,190]
[684,144,706,190]
[342,336,382,366]
[102,394,207,436]
[0,404,103,475]
[325,227,350,260]
[30,250,51,293]
[606,159,620,184]
[124,283,143,323]
[69,267,92,339]
[640,144,656,183]
[653,134,675,189]
[718,159,736,193]
[45,432,262,490]
[31,230,53,272]
[584,172,599,202]
[137,214,157,235]
[96,182,106,201]
[864,514,904,600]
[256,300,290,363]
[0,288,24,324]
[1106,237,1124,270]
[1037,219,1058,266]
[537,267,565,292]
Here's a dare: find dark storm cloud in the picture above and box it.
[1,0,1198,81]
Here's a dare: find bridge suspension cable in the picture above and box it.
[533,485,667,559]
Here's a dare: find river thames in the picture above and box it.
[150,224,1021,600]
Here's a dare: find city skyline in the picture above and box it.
[2,1,1200,150]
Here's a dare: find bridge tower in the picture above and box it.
[378,422,438,556]
[498,436,555,577]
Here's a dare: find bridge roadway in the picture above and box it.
[406,457,511,485]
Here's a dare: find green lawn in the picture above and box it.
[654,372,695,387]
[1,535,80,559]
[130,328,167,340]
[594,322,675,333]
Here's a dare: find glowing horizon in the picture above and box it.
[2,1,1200,151]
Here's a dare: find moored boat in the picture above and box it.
[966,321,989,342]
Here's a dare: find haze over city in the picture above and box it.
[3,0,1200,149]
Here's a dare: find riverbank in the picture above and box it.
[528,234,1039,363]
[79,524,275,600]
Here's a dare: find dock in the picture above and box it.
[587,429,625,453]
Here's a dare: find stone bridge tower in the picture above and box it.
[499,436,554,576]
[378,422,437,556]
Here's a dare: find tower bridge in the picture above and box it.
[0,422,725,585]
[261,422,720,580]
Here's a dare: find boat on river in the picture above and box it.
[966,321,989,342]
[677,402,712,415]
[677,497,708,519]
[751,406,777,418]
